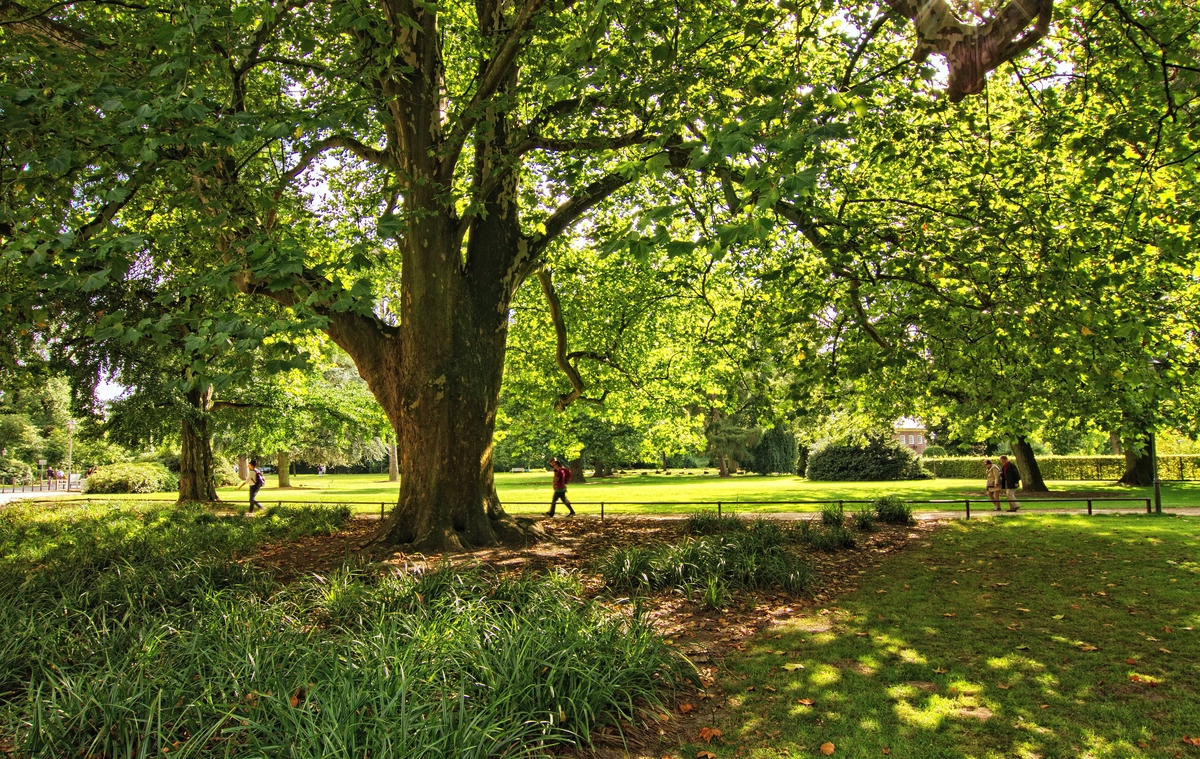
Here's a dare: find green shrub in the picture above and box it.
[920,445,947,457]
[820,503,845,526]
[805,431,932,481]
[0,458,32,485]
[853,506,875,531]
[874,495,915,525]
[82,462,179,494]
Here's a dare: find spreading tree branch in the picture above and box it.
[537,267,589,411]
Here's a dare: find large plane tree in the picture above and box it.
[1,0,1054,550]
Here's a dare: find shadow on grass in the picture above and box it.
[707,515,1200,759]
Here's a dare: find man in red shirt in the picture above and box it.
[545,458,575,517]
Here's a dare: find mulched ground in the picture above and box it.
[248,515,942,758]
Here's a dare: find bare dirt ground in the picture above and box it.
[248,515,941,757]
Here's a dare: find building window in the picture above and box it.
[907,435,914,444]
[917,435,924,444]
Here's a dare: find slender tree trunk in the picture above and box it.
[277,451,290,488]
[661,452,668,471]
[179,388,217,502]
[388,441,399,482]
[1118,439,1154,486]
[1010,435,1048,492]
[238,454,248,483]
[718,455,730,477]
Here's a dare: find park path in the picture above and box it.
[0,490,80,506]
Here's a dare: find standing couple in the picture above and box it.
[985,455,1021,511]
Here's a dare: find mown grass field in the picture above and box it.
[705,514,1200,759]
[56,470,1200,514]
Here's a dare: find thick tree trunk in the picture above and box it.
[718,455,730,477]
[1109,432,1122,456]
[1010,435,1048,492]
[569,457,586,485]
[179,389,217,502]
[1119,442,1154,486]
[592,460,613,478]
[277,451,290,488]
[388,441,399,482]
[238,454,248,483]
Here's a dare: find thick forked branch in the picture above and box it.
[512,131,650,157]
[266,135,389,228]
[439,0,547,182]
[884,0,1054,101]
[843,275,891,350]
[531,172,633,257]
[537,268,588,411]
[0,0,107,51]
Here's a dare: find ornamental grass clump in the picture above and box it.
[599,519,812,604]
[0,501,689,758]
[874,495,915,525]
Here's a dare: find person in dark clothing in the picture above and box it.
[236,458,265,512]
[545,458,575,517]
[999,455,1021,512]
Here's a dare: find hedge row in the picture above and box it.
[923,454,1200,481]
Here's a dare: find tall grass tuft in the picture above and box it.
[0,501,690,758]
[599,518,813,604]
[873,495,915,525]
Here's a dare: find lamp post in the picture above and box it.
[66,419,77,490]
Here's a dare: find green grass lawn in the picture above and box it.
[705,514,1200,759]
[61,471,1200,515]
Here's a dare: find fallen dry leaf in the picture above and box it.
[698,726,723,743]
[1052,614,1065,620]
[820,741,836,755]
[1127,658,1138,664]
[943,613,957,618]
[289,686,305,709]
[696,751,717,759]
[1080,644,1099,652]
[1163,626,1174,633]
[1016,645,1030,651]
[783,663,805,671]
[882,749,891,755]
[1040,704,1050,709]
[1017,608,1032,613]
[764,685,777,692]
[997,683,1011,690]
[1182,736,1200,747]
[1160,648,1172,654]
[933,667,948,674]
[797,698,815,706]
[678,702,695,714]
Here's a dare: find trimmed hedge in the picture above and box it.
[806,432,931,481]
[923,454,1200,481]
[82,463,179,494]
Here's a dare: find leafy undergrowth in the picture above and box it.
[699,515,1200,759]
[0,501,690,758]
[598,516,819,605]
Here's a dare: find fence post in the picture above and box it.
[1145,498,1151,514]
[1087,499,1092,515]
[601,502,605,522]
[717,501,722,517]
[965,499,970,520]
[381,502,385,520]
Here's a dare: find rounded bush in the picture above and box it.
[805,432,931,481]
[0,459,33,485]
[82,463,179,494]
[920,445,947,457]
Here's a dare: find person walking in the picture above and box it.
[999,455,1021,512]
[236,458,266,512]
[545,458,575,517]
[984,458,1003,510]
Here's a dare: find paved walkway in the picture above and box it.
[0,490,80,506]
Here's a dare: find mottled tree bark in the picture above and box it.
[388,442,399,482]
[1010,435,1048,493]
[1119,441,1154,486]
[277,451,290,488]
[569,457,586,485]
[178,387,217,502]
[237,454,248,483]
